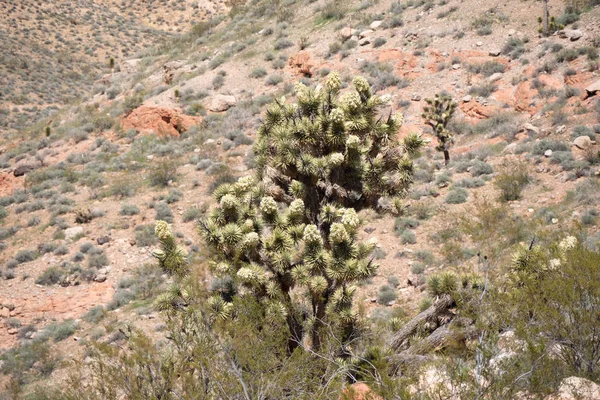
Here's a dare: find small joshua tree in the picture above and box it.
[422,93,457,165]
[158,72,423,354]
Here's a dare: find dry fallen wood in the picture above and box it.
[389,294,455,352]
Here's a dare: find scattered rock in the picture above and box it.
[97,236,111,245]
[209,95,237,112]
[120,58,141,75]
[556,125,567,134]
[544,149,553,157]
[358,29,374,39]
[452,64,461,70]
[7,329,17,335]
[64,226,84,241]
[488,72,503,82]
[552,218,559,224]
[573,136,592,150]
[163,60,184,84]
[340,27,354,41]
[508,29,516,36]
[547,376,600,400]
[358,38,371,46]
[476,41,483,47]
[462,95,472,103]
[122,106,202,136]
[522,123,540,135]
[0,307,9,318]
[364,227,376,234]
[503,143,517,154]
[13,164,37,177]
[559,29,583,41]
[370,21,383,30]
[411,94,421,101]
[489,49,501,57]
[585,79,600,98]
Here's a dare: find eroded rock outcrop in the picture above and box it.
[121,106,201,136]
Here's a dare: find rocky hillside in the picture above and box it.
[1,0,600,397]
[0,0,226,135]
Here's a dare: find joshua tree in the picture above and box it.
[159,72,424,353]
[422,93,457,165]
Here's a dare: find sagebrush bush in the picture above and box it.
[445,187,469,204]
[377,285,398,305]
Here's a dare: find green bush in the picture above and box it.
[400,230,417,244]
[135,224,158,247]
[120,204,140,216]
[14,249,38,264]
[494,161,530,202]
[35,267,64,286]
[183,207,203,222]
[445,187,469,204]
[149,158,178,187]
[377,285,398,305]
[470,160,493,176]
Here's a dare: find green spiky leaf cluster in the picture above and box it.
[254,72,424,217]
[422,93,457,164]
[199,73,423,349]
[200,175,379,348]
[152,220,188,276]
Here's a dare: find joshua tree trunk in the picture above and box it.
[443,149,450,166]
[543,0,549,35]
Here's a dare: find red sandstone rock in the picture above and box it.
[121,106,201,137]
[339,383,383,400]
[288,51,314,77]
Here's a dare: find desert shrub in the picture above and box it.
[454,177,485,188]
[556,48,579,63]
[265,74,283,86]
[571,125,595,140]
[273,38,293,50]
[531,139,568,155]
[249,67,267,78]
[400,230,417,244]
[35,267,64,286]
[0,341,56,385]
[154,202,173,223]
[120,204,140,216]
[373,37,387,48]
[149,158,178,187]
[581,209,598,225]
[494,161,529,202]
[83,306,106,324]
[135,224,158,247]
[53,245,69,256]
[434,172,453,186]
[377,285,397,305]
[388,275,400,288]
[212,74,225,90]
[79,242,95,254]
[394,217,419,235]
[469,83,497,98]
[87,252,109,269]
[503,37,525,59]
[164,189,183,204]
[183,207,203,222]
[14,249,38,264]
[470,160,493,176]
[445,187,469,204]
[41,320,77,342]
